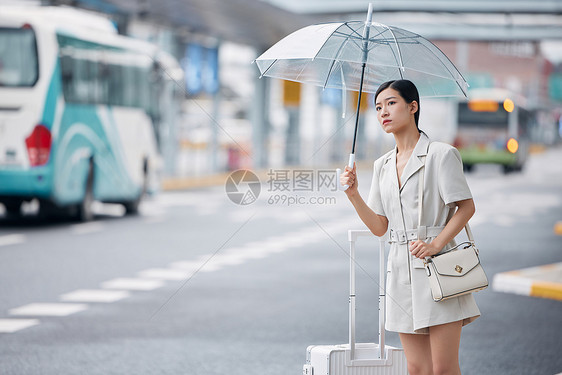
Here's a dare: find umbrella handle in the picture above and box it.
[336,153,356,191]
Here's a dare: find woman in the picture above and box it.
[340,79,480,375]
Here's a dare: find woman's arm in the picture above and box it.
[341,164,389,237]
[409,198,475,259]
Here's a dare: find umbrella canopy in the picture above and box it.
[255,21,468,98]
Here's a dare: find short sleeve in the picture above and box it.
[438,147,473,205]
[367,160,386,217]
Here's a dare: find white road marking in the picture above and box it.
[0,319,40,333]
[92,202,125,217]
[100,278,164,291]
[169,258,224,273]
[169,261,201,272]
[492,273,532,296]
[255,239,288,251]
[163,219,354,278]
[196,263,225,272]
[71,222,104,235]
[205,253,246,266]
[139,201,166,217]
[9,303,88,317]
[60,289,130,303]
[0,234,25,247]
[137,268,193,281]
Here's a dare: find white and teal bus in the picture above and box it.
[0,6,182,220]
[454,88,531,173]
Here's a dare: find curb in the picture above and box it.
[161,169,275,191]
[492,263,562,302]
[161,173,231,191]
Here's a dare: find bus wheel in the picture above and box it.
[3,201,22,217]
[78,162,95,221]
[39,199,63,220]
[124,165,147,215]
[463,164,474,173]
[502,165,514,174]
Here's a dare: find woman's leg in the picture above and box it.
[399,333,433,375]
[428,320,463,375]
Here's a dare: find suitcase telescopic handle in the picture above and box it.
[347,230,387,361]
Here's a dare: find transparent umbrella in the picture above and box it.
[254,4,468,188]
[254,21,468,98]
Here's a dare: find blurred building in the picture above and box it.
[26,0,562,172]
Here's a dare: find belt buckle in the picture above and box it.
[398,231,407,244]
[390,229,407,244]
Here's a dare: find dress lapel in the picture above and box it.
[382,148,399,190]
[399,132,431,192]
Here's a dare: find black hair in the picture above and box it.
[374,79,420,131]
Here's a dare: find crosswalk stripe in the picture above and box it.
[137,268,193,281]
[0,319,40,333]
[0,234,25,247]
[60,289,130,303]
[9,303,88,317]
[100,278,164,291]
[169,261,201,271]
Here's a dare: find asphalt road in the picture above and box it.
[0,147,561,375]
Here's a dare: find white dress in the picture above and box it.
[367,132,480,334]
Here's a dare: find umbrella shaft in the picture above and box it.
[351,63,367,154]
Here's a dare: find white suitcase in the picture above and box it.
[303,230,408,375]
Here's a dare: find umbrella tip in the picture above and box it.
[366,3,373,23]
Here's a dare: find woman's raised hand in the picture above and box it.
[340,163,358,197]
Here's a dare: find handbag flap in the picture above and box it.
[431,244,480,277]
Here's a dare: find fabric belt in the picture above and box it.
[388,226,444,244]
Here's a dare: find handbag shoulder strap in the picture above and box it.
[417,158,425,230]
[417,153,474,243]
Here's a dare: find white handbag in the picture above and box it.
[417,158,488,302]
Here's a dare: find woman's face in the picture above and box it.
[374,87,417,134]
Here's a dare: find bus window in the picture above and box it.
[58,34,153,109]
[458,102,509,127]
[0,27,39,87]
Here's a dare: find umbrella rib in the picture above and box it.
[320,23,378,91]
[322,40,349,89]
[323,60,338,89]
[295,62,309,81]
[333,31,363,42]
[259,59,278,78]
[332,31,364,52]
[342,22,363,39]
[366,29,388,45]
[312,24,358,65]
[416,37,469,97]
[381,25,405,79]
